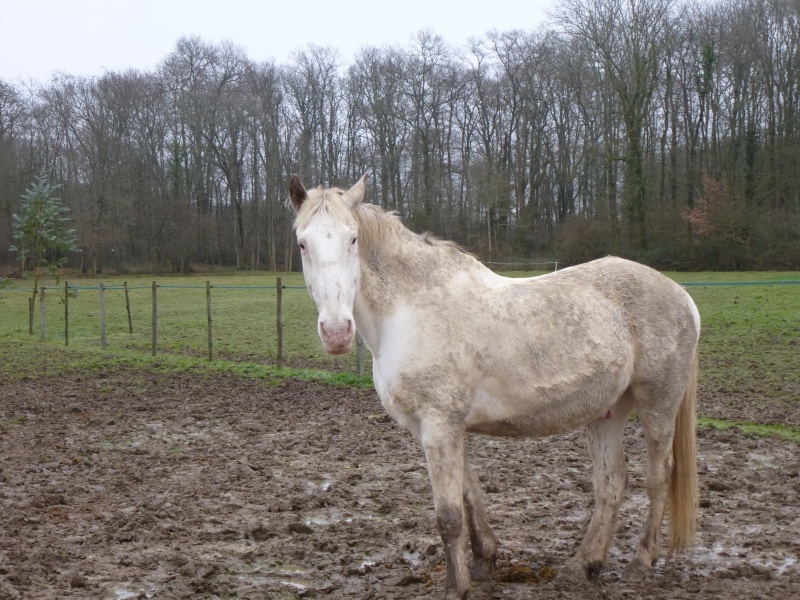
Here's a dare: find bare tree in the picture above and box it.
[0,80,26,268]
[350,46,410,213]
[556,0,675,250]
[1,4,799,273]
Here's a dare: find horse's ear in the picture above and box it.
[289,175,307,212]
[341,174,367,208]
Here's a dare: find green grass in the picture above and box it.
[0,271,363,374]
[698,417,800,443]
[0,414,27,429]
[672,276,800,405]
[666,271,800,283]
[0,339,373,388]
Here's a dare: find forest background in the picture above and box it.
[1,0,799,275]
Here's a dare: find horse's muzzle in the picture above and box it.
[319,319,354,355]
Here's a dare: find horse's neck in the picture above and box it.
[356,245,411,311]
[352,240,424,353]
[352,235,484,355]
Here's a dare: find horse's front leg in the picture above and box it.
[421,419,470,600]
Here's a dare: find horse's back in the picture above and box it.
[542,256,697,324]
[543,256,700,363]
[478,256,697,356]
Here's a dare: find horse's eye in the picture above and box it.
[299,241,307,251]
[351,237,357,246]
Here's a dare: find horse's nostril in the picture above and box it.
[319,320,354,344]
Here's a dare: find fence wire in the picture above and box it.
[2,276,798,377]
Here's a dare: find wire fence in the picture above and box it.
[1,277,369,377]
[678,280,800,286]
[2,275,798,378]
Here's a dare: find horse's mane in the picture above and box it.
[353,203,474,260]
[351,203,404,248]
[294,185,473,260]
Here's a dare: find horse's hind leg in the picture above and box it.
[463,455,497,581]
[563,394,633,580]
[626,405,677,576]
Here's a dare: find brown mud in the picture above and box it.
[1,369,798,599]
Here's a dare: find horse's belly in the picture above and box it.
[465,410,586,438]
[464,372,628,438]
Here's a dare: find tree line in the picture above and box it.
[1,0,799,274]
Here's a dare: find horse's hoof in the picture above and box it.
[556,561,592,585]
[555,560,605,593]
[443,586,470,600]
[470,560,495,582]
[623,558,651,581]
[586,560,604,579]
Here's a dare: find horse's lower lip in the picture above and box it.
[324,341,353,355]
[326,346,351,355]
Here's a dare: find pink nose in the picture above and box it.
[319,319,354,354]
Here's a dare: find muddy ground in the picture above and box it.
[1,368,798,599]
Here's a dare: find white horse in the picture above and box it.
[290,175,700,599]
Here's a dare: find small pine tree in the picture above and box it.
[9,177,80,299]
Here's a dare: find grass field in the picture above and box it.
[0,271,329,368]
[1,268,798,438]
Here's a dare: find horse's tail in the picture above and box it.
[668,346,699,555]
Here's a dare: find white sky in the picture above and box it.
[1,0,550,83]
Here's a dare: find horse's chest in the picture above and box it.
[372,360,421,436]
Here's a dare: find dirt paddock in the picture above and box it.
[1,369,798,599]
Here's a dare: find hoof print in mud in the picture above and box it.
[288,522,314,535]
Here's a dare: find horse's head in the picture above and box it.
[290,175,365,355]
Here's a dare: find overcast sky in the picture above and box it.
[1,0,550,83]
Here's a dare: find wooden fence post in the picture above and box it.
[151,281,157,357]
[276,277,283,369]
[124,281,133,334]
[100,283,106,349]
[64,281,69,346]
[206,280,213,361]
[356,331,364,377]
[39,287,46,342]
[29,296,33,335]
